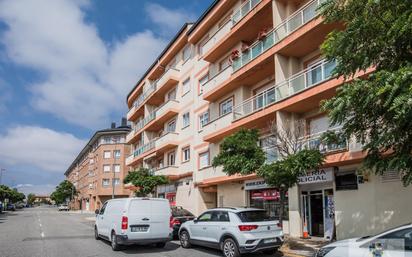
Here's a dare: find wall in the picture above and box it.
[217,182,246,208]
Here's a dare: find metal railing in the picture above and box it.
[202,65,232,93]
[132,140,156,158]
[233,59,336,120]
[232,0,262,26]
[232,0,324,72]
[202,20,232,55]
[134,83,156,109]
[299,128,347,154]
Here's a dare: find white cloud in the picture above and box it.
[0,126,85,172]
[15,184,56,196]
[0,0,174,128]
[145,3,196,36]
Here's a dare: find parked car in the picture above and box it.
[179,207,283,257]
[6,203,16,211]
[15,202,25,209]
[170,206,196,239]
[0,201,3,213]
[315,223,412,257]
[94,198,172,251]
[58,204,70,211]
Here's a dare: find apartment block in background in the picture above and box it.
[65,119,131,211]
[125,0,412,240]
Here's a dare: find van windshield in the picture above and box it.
[237,210,275,222]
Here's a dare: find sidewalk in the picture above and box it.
[280,236,330,257]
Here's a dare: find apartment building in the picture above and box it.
[65,119,131,211]
[125,0,412,240]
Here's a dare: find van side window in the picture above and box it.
[99,202,107,215]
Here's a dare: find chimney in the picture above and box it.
[121,117,127,127]
[111,122,116,129]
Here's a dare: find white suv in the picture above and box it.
[178,207,284,257]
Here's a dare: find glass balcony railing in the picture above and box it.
[134,83,156,109]
[299,128,348,154]
[232,0,262,26]
[233,59,336,120]
[232,0,325,72]
[132,140,156,158]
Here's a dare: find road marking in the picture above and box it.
[41,232,44,238]
[39,223,42,227]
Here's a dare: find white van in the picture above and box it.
[94,198,172,251]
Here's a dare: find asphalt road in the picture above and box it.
[0,207,285,257]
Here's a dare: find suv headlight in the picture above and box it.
[316,246,336,257]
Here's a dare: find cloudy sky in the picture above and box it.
[0,0,212,195]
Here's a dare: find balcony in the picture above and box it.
[127,83,157,121]
[126,140,156,166]
[152,166,180,177]
[232,0,324,72]
[145,100,180,131]
[203,0,272,63]
[201,20,232,56]
[202,66,232,95]
[299,128,348,154]
[233,59,336,120]
[147,68,180,105]
[155,132,179,153]
[200,113,234,136]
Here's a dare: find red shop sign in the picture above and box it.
[251,191,263,199]
[263,190,280,200]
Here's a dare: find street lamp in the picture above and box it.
[0,168,5,185]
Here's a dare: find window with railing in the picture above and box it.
[232,0,262,26]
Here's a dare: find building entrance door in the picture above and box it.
[309,191,324,236]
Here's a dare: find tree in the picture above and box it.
[212,128,266,175]
[320,0,412,185]
[27,193,36,205]
[0,185,25,203]
[124,167,168,197]
[50,180,77,204]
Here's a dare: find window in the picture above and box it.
[167,151,176,166]
[218,13,232,28]
[182,78,191,95]
[113,178,121,186]
[103,165,111,173]
[335,171,358,191]
[220,97,233,116]
[99,202,107,214]
[199,151,210,169]
[89,159,94,164]
[167,119,176,133]
[199,74,209,94]
[198,212,212,222]
[182,147,190,162]
[182,112,190,128]
[199,111,209,128]
[114,150,121,159]
[113,164,120,173]
[182,45,191,62]
[378,228,412,251]
[219,55,231,71]
[102,179,110,187]
[167,88,177,101]
[211,211,230,222]
[103,151,111,159]
[198,36,209,56]
[103,136,111,144]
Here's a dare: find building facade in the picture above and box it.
[65,120,131,211]
[125,0,412,240]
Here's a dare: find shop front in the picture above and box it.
[298,167,335,240]
[244,179,288,220]
[157,184,176,206]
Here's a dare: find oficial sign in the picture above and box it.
[298,168,334,185]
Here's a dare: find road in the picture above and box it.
[0,207,286,257]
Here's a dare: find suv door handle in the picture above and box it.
[142,218,150,221]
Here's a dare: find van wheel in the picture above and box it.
[179,231,191,248]
[94,226,100,240]
[155,242,166,248]
[222,238,240,257]
[111,231,121,251]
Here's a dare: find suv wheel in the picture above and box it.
[94,226,99,240]
[111,231,120,251]
[179,230,191,248]
[222,238,240,257]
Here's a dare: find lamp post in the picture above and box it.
[112,137,119,199]
[0,168,5,185]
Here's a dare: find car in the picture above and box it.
[178,207,284,257]
[315,223,412,257]
[170,206,196,239]
[6,203,16,211]
[58,204,70,211]
[0,201,3,213]
[94,197,172,251]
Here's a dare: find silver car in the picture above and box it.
[179,207,283,257]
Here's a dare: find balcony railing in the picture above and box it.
[134,83,156,109]
[155,67,180,89]
[201,112,234,136]
[202,20,232,55]
[232,0,324,72]
[132,140,156,158]
[233,59,336,120]
[232,0,262,26]
[202,65,233,94]
[155,132,179,149]
[150,166,179,177]
[299,128,348,154]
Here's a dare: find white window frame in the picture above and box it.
[182,112,190,128]
[199,111,209,128]
[182,147,190,162]
[113,150,121,159]
[220,97,233,116]
[167,119,176,133]
[199,151,210,169]
[113,178,120,186]
[199,74,209,94]
[102,179,110,187]
[103,164,111,173]
[103,151,111,159]
[182,78,191,95]
[167,151,176,166]
[113,164,121,173]
[182,45,191,62]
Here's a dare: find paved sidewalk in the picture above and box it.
[280,237,330,257]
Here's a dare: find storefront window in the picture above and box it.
[249,189,288,220]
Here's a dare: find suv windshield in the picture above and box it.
[172,207,194,217]
[237,210,275,222]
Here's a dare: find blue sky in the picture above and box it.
[0,0,213,195]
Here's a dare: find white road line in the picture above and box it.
[41,232,45,238]
[39,223,42,227]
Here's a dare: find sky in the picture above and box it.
[0,0,213,195]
